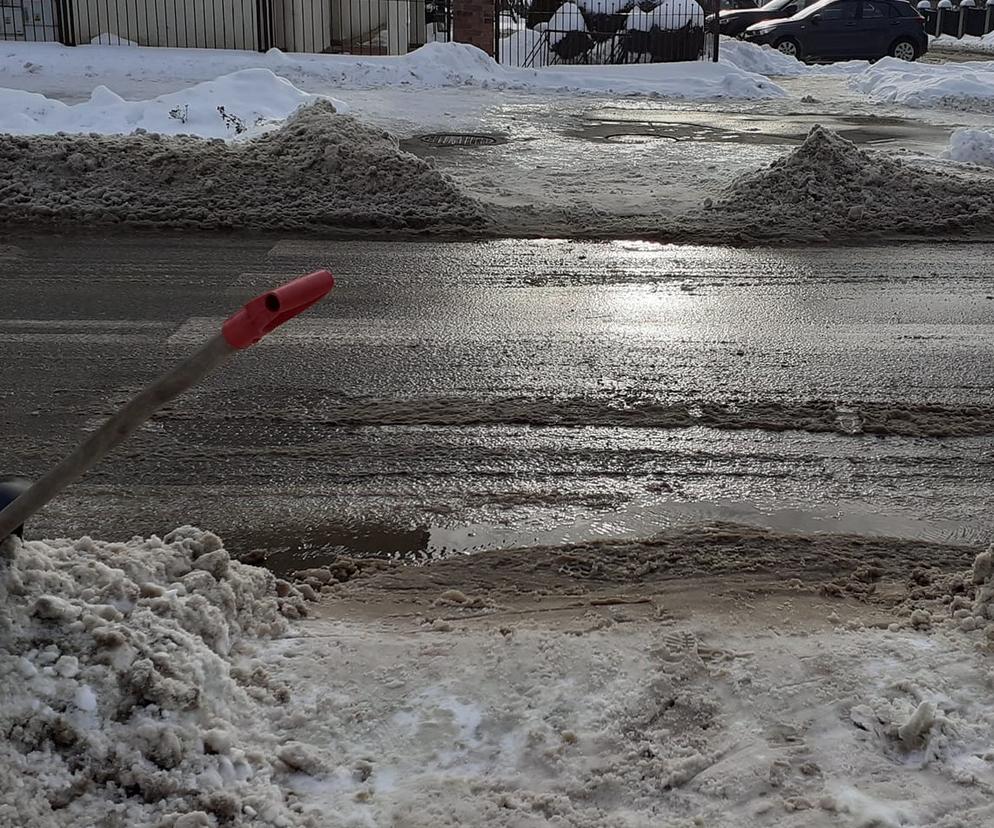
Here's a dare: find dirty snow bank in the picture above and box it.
[1,40,786,102]
[0,100,491,232]
[852,56,994,112]
[0,69,341,139]
[0,528,315,828]
[700,125,994,242]
[946,127,994,167]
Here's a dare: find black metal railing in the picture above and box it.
[917,0,994,38]
[498,0,718,66]
[0,0,450,53]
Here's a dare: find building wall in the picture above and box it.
[72,0,258,48]
[1,0,473,54]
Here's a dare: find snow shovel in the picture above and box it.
[0,269,334,542]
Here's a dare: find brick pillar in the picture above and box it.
[452,0,496,57]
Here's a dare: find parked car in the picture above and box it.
[742,0,928,60]
[716,0,820,36]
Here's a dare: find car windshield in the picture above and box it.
[760,0,796,10]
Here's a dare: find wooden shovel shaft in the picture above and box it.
[0,334,235,541]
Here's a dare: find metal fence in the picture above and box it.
[917,0,994,38]
[0,0,450,52]
[498,0,718,67]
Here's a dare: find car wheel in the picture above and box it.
[775,38,801,59]
[890,38,918,61]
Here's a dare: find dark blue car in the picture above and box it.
[742,0,928,61]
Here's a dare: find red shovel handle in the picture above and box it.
[222,269,335,349]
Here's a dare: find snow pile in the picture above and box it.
[0,100,491,232]
[5,40,785,100]
[702,125,994,242]
[0,69,340,139]
[720,37,869,76]
[0,528,316,828]
[852,56,994,111]
[946,127,994,167]
[719,37,810,76]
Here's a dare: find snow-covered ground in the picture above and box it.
[5,527,994,827]
[0,40,786,111]
[1,39,994,238]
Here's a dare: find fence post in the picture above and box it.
[452,0,496,56]
[55,0,76,46]
[704,0,719,61]
[959,0,973,36]
[713,10,720,61]
[256,0,275,51]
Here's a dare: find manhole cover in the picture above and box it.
[603,133,677,144]
[417,133,500,147]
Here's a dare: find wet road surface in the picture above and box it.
[1,234,993,564]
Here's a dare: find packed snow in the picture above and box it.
[0,100,491,232]
[946,127,994,166]
[0,69,340,139]
[701,125,994,242]
[5,525,994,827]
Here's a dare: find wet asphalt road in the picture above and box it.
[2,233,993,564]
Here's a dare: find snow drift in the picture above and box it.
[852,56,994,111]
[2,40,786,102]
[0,100,491,233]
[701,125,994,242]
